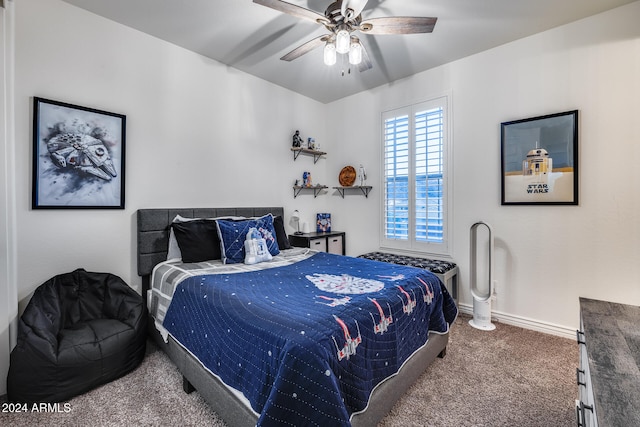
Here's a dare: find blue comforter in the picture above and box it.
[163,252,457,426]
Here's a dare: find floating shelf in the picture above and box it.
[293,185,328,198]
[291,147,326,164]
[333,185,373,198]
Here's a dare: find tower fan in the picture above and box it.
[469,221,496,330]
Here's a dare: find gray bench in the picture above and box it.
[358,252,458,301]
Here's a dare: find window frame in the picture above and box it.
[379,95,452,256]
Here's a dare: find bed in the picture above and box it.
[137,207,457,426]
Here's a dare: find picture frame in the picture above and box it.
[32,97,126,209]
[501,110,578,205]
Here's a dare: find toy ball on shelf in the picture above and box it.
[339,166,356,187]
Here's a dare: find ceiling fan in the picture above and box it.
[253,0,437,72]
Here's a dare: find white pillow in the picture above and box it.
[167,214,245,260]
[167,215,189,260]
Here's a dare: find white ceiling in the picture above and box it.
[61,0,635,104]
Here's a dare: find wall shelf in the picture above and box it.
[293,185,328,198]
[291,147,326,164]
[333,185,372,198]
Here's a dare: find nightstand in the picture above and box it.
[288,231,345,255]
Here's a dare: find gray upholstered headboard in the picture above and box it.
[136,207,284,278]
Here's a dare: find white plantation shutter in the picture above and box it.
[415,107,444,242]
[384,114,409,240]
[381,96,449,254]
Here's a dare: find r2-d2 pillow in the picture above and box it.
[244,227,273,265]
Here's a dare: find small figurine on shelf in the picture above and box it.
[307,137,315,150]
[292,130,303,148]
[303,171,312,187]
[358,164,367,186]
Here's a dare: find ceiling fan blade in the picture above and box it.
[360,17,437,35]
[280,35,330,61]
[253,0,328,25]
[341,0,369,20]
[358,43,373,72]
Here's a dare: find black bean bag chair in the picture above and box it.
[7,268,147,404]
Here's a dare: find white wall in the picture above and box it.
[0,0,17,398]
[13,0,328,304]
[327,1,640,330]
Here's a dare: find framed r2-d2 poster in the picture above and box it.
[501,110,578,205]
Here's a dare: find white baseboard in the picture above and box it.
[457,303,575,340]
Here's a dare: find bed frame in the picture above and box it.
[137,207,449,427]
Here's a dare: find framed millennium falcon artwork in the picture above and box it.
[32,97,126,209]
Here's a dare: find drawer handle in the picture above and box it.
[575,400,594,427]
[575,400,582,427]
[576,330,585,346]
[576,368,586,387]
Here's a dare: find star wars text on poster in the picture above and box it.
[527,184,549,193]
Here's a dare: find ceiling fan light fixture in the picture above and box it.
[336,29,350,54]
[348,39,362,65]
[253,0,438,74]
[324,42,337,66]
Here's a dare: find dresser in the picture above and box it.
[577,297,640,426]
[288,231,345,255]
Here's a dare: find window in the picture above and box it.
[381,96,450,255]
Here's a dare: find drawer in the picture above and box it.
[327,235,343,255]
[309,238,327,252]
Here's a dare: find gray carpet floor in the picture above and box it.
[0,314,578,426]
